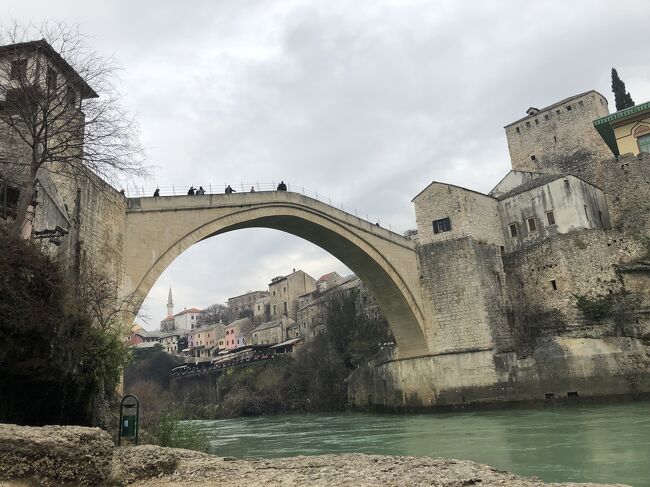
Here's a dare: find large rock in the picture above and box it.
[0,423,113,486]
[110,445,180,484]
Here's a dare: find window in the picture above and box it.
[530,155,536,161]
[546,210,556,226]
[550,279,557,291]
[556,109,561,115]
[509,223,517,238]
[535,119,539,125]
[527,217,536,232]
[283,302,288,313]
[526,121,531,128]
[65,87,76,106]
[566,105,572,111]
[516,127,520,133]
[46,67,57,91]
[584,205,590,221]
[554,136,557,142]
[638,134,650,154]
[578,100,584,107]
[10,59,27,80]
[432,217,451,234]
[544,114,549,121]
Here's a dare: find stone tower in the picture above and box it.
[167,286,174,318]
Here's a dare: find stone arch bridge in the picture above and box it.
[122,191,430,358]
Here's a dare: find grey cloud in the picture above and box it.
[5,0,650,328]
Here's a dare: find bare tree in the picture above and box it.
[199,303,233,326]
[0,21,145,237]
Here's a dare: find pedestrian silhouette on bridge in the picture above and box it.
[250,186,256,192]
[187,186,195,195]
[225,185,236,194]
[153,188,160,197]
[197,186,205,195]
[277,181,287,191]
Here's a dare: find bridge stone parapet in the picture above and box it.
[122,191,431,358]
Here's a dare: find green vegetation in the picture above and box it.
[154,410,209,452]
[611,68,635,111]
[0,229,130,426]
[125,288,393,440]
[575,293,616,321]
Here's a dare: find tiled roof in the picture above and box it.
[174,307,202,316]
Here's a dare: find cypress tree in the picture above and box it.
[611,68,635,111]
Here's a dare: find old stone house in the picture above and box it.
[267,269,316,321]
[411,90,650,359]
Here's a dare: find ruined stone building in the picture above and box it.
[227,290,269,318]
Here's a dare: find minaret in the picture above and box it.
[167,286,174,318]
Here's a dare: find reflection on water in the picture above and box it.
[193,401,650,486]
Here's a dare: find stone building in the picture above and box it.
[227,290,269,318]
[253,295,270,323]
[296,275,380,338]
[504,90,611,173]
[251,316,295,345]
[352,90,650,409]
[267,269,316,321]
[0,40,127,286]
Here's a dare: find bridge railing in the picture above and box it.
[125,182,397,232]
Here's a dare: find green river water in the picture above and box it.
[193,401,650,486]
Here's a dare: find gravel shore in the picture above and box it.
[117,446,628,487]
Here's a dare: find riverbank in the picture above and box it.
[0,423,629,486]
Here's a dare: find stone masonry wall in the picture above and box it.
[505,91,611,173]
[416,237,510,354]
[413,183,504,247]
[502,229,648,325]
[547,152,650,238]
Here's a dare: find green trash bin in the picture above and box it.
[119,395,139,445]
[121,415,137,438]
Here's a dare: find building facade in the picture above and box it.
[267,269,316,321]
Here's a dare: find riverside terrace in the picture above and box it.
[170,344,295,378]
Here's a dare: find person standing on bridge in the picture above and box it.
[250,186,256,192]
[197,186,205,195]
[153,188,160,197]
[225,185,236,194]
[277,181,287,191]
[187,186,195,195]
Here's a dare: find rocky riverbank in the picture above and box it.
[0,424,630,486]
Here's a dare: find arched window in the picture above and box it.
[638,134,650,154]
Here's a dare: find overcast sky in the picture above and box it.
[5,0,650,329]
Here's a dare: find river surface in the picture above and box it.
[193,401,650,486]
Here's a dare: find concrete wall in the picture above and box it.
[505,91,611,173]
[413,183,504,247]
[498,176,610,253]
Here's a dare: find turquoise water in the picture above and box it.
[193,401,650,486]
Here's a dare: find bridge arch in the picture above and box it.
[122,192,430,358]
